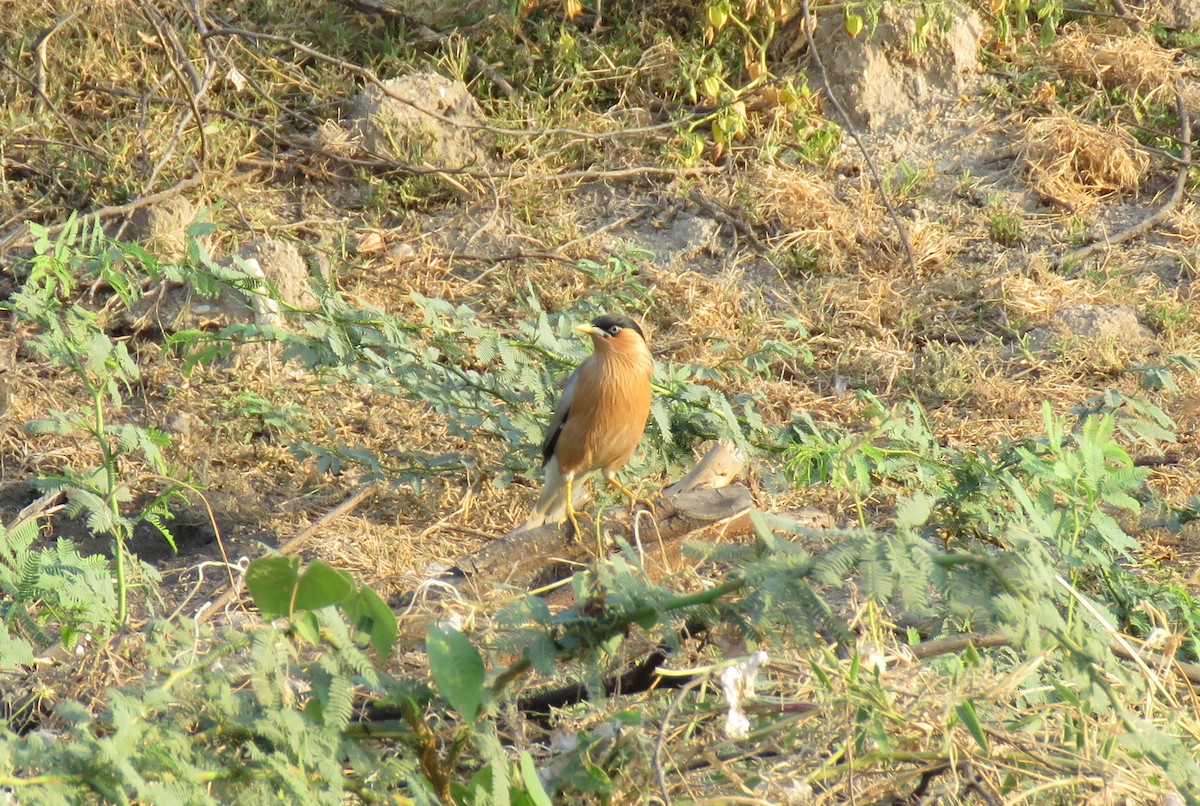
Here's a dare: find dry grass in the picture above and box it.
[1050,25,1180,103]
[607,599,1200,804]
[4,2,1200,802]
[1020,113,1150,210]
[751,164,890,274]
[993,264,1118,320]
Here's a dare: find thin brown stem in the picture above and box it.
[799,0,918,279]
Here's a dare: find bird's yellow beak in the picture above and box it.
[574,323,598,336]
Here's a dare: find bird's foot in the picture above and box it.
[565,509,607,558]
[629,496,656,517]
[608,479,656,517]
[565,509,592,543]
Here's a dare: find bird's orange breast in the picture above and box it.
[554,349,652,476]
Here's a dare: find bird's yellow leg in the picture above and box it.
[564,474,584,542]
[606,475,656,515]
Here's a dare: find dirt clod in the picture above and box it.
[239,238,315,321]
[811,2,983,130]
[1029,304,1155,349]
[125,197,197,262]
[346,73,490,169]
[1051,304,1153,341]
[1144,0,1200,30]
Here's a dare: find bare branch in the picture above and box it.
[800,0,919,279]
[1057,87,1191,268]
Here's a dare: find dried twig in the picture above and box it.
[655,676,707,803]
[1057,87,1191,268]
[4,136,108,161]
[0,57,81,143]
[0,172,209,255]
[799,0,918,279]
[688,189,769,253]
[907,632,1009,659]
[200,21,696,141]
[31,11,78,115]
[81,81,317,130]
[461,208,652,288]
[86,14,720,194]
[437,441,749,599]
[244,145,720,183]
[195,481,384,623]
[4,491,65,536]
[1107,0,1146,32]
[136,0,215,190]
[910,630,1200,686]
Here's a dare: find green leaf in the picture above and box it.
[520,752,553,806]
[462,763,494,803]
[633,608,658,629]
[809,659,832,690]
[0,631,35,669]
[426,625,486,722]
[1052,680,1081,708]
[526,634,559,676]
[293,610,321,645]
[245,555,301,620]
[54,700,92,725]
[346,585,399,658]
[294,560,355,612]
[649,398,672,445]
[895,492,935,530]
[955,699,989,753]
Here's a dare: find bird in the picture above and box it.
[523,313,655,538]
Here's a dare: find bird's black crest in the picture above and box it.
[591,314,644,339]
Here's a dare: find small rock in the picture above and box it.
[810,2,983,130]
[163,411,197,437]
[1051,305,1153,341]
[347,73,490,170]
[388,242,417,262]
[126,196,197,261]
[355,230,387,254]
[1028,304,1154,350]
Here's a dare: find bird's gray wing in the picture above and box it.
[540,362,583,467]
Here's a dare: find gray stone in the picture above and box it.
[1051,305,1153,341]
[126,196,196,261]
[810,2,983,130]
[347,73,489,170]
[123,237,315,335]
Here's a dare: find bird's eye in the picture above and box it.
[609,325,620,335]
